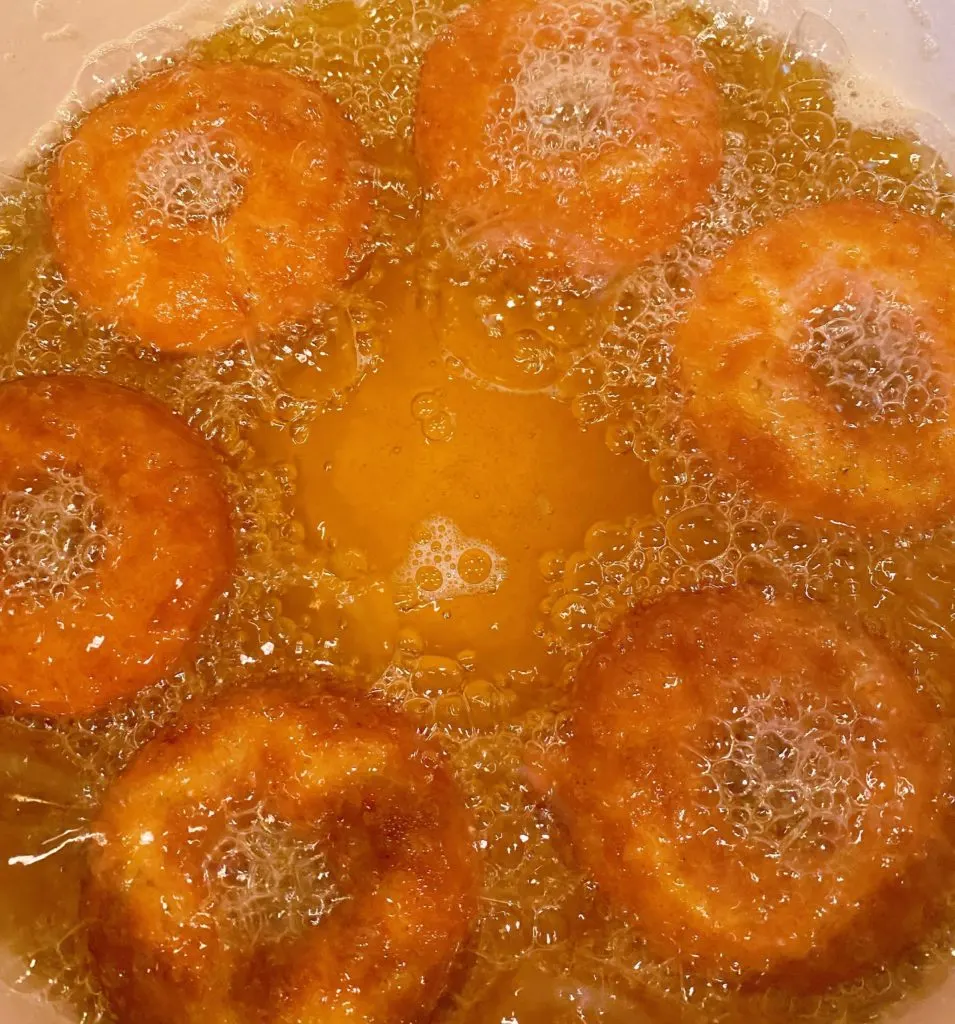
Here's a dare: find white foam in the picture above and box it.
[395,516,507,606]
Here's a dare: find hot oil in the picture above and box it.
[251,268,653,704]
[0,1,953,1023]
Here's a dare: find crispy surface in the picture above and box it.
[0,375,233,714]
[415,0,723,278]
[675,200,955,529]
[537,589,955,985]
[48,61,371,353]
[86,687,480,1024]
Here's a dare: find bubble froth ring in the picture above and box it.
[86,686,480,1024]
[675,200,955,529]
[0,375,233,715]
[536,589,955,986]
[49,61,371,353]
[415,0,723,279]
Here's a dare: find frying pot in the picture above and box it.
[0,0,953,1021]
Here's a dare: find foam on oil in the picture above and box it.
[0,2,953,1023]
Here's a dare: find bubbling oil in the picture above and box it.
[799,289,947,429]
[0,469,106,614]
[134,128,250,236]
[0,1,953,1023]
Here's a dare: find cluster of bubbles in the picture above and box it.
[204,0,454,148]
[133,128,249,238]
[394,516,507,607]
[202,798,339,946]
[799,289,948,428]
[695,679,872,863]
[0,468,107,615]
[410,388,457,441]
[0,189,35,261]
[371,647,519,739]
[512,44,618,159]
[503,1,630,164]
[498,0,707,171]
[442,726,596,1009]
[426,272,600,396]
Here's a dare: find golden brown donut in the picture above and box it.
[674,200,955,529]
[0,375,233,714]
[535,588,955,987]
[86,686,480,1024]
[415,0,723,278]
[49,61,371,353]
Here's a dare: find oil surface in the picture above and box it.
[0,1,954,1023]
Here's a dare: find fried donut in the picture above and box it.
[535,589,955,986]
[48,62,371,353]
[415,0,723,278]
[675,200,955,529]
[0,376,233,715]
[86,686,479,1024]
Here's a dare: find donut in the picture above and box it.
[674,200,955,530]
[85,686,480,1024]
[0,375,233,715]
[534,588,955,986]
[48,61,371,354]
[415,0,723,278]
